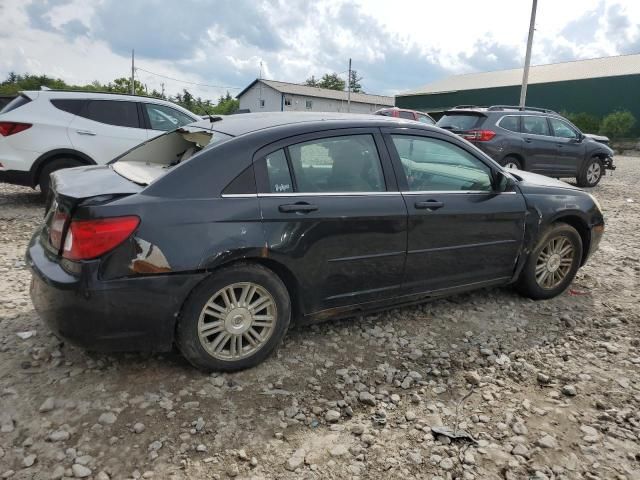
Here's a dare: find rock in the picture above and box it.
[537,435,558,449]
[329,445,349,457]
[39,397,56,413]
[561,385,577,396]
[96,472,110,480]
[98,412,117,425]
[408,451,422,464]
[71,464,92,478]
[196,444,207,452]
[22,454,36,468]
[580,425,600,442]
[51,465,66,479]
[351,424,365,435]
[405,411,416,422]
[464,371,481,386]
[133,422,145,434]
[358,391,376,406]
[512,444,529,457]
[285,449,306,471]
[48,430,70,442]
[512,422,528,435]
[537,373,551,384]
[361,434,375,446]
[325,410,340,423]
[440,457,454,470]
[226,463,239,477]
[148,440,162,451]
[463,450,476,465]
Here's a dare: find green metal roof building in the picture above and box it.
[396,54,640,134]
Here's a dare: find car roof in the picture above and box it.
[21,90,197,116]
[199,112,437,137]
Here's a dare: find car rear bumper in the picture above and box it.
[0,169,33,187]
[26,235,205,352]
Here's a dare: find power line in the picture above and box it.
[134,67,242,90]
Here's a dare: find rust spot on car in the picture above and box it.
[130,238,172,274]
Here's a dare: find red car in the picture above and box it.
[375,107,435,125]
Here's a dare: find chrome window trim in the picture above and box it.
[221,191,517,198]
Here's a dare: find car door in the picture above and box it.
[383,129,527,294]
[67,100,148,164]
[255,129,408,314]
[549,117,585,176]
[521,115,558,174]
[142,103,197,135]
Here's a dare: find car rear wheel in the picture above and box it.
[576,157,603,188]
[501,156,522,170]
[38,158,83,199]
[515,223,582,300]
[176,263,291,371]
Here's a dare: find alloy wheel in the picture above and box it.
[197,282,277,360]
[535,236,575,289]
[586,162,601,185]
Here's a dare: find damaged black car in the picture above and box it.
[27,112,605,371]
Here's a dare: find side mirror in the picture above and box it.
[494,170,516,192]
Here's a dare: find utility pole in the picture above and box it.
[519,0,537,109]
[130,49,135,95]
[160,82,165,98]
[347,58,352,113]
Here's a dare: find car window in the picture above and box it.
[145,103,195,131]
[499,115,520,132]
[376,109,393,116]
[417,114,435,125]
[1,95,32,114]
[398,111,414,120]
[391,135,493,192]
[265,149,293,193]
[549,118,578,139]
[436,114,483,131]
[287,135,385,192]
[82,100,140,128]
[522,116,550,136]
[50,99,86,115]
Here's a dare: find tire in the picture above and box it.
[515,223,583,300]
[501,156,522,170]
[576,157,603,188]
[176,263,291,372]
[38,158,83,199]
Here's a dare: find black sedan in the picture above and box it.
[27,113,605,371]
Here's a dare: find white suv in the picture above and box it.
[0,90,199,196]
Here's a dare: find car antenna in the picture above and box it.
[203,108,222,123]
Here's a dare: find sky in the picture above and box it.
[0,0,639,101]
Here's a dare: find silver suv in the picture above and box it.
[437,105,615,187]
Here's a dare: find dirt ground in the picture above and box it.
[1,158,639,480]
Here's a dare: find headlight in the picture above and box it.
[589,193,602,212]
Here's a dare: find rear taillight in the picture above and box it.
[63,216,140,261]
[461,129,496,142]
[49,211,68,251]
[0,122,32,136]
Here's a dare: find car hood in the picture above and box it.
[510,170,582,192]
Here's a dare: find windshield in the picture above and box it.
[112,127,232,185]
[437,114,484,131]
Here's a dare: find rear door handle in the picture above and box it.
[76,130,96,136]
[278,203,318,213]
[414,200,444,210]
[524,138,532,143]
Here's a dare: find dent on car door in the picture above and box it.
[383,129,527,294]
[67,100,149,164]
[254,129,408,315]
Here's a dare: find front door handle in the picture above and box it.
[278,203,318,213]
[76,130,96,136]
[524,138,533,143]
[415,200,444,210]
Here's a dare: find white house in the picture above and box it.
[236,79,394,114]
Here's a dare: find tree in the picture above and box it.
[561,112,600,134]
[349,70,363,93]
[317,73,345,91]
[304,75,318,87]
[600,110,636,139]
[107,77,146,95]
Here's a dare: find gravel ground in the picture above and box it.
[1,158,639,480]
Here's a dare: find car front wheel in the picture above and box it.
[515,223,583,300]
[176,263,291,371]
[577,157,603,188]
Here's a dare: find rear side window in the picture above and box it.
[522,116,550,136]
[80,100,141,128]
[265,149,293,193]
[437,114,483,131]
[51,99,86,115]
[499,116,520,132]
[1,95,32,114]
[398,111,415,120]
[288,135,385,192]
